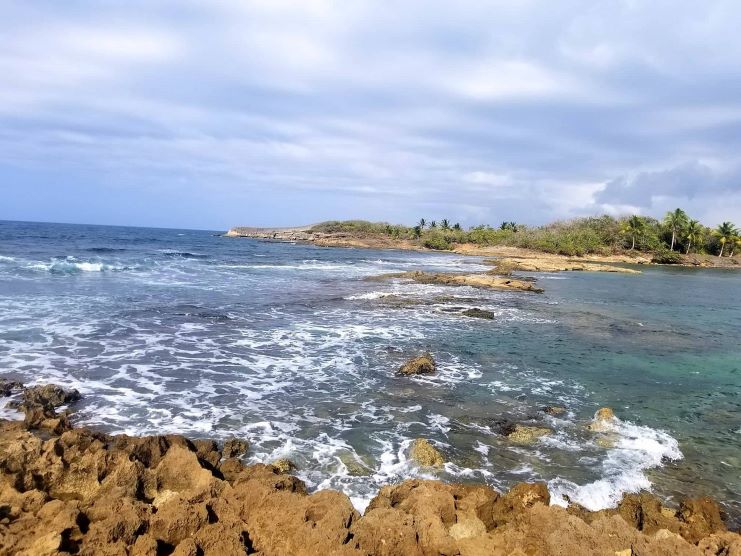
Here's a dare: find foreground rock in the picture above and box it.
[398,353,436,376]
[0,385,739,555]
[371,270,544,293]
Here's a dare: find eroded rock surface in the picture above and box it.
[0,384,738,555]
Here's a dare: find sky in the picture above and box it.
[1,0,741,230]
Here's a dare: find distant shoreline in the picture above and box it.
[224,225,740,271]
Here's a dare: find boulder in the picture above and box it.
[542,405,566,416]
[398,353,436,376]
[409,439,444,467]
[461,308,495,320]
[506,425,553,444]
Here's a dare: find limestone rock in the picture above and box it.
[542,405,566,416]
[398,353,436,376]
[409,438,444,467]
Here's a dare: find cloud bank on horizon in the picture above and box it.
[1,0,741,229]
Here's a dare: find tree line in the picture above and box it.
[310,212,739,258]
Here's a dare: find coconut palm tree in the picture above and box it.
[418,218,426,229]
[413,225,422,239]
[429,220,437,228]
[713,222,737,257]
[684,219,703,254]
[663,208,689,251]
[441,219,450,230]
[620,215,645,250]
[452,223,462,231]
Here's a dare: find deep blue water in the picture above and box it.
[0,220,739,523]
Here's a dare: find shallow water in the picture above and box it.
[0,220,739,523]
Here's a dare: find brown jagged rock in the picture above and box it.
[398,353,436,376]
[0,383,739,555]
[543,405,567,416]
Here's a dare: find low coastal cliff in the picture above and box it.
[1,382,739,555]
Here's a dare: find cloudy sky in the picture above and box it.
[2,0,740,230]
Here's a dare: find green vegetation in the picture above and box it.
[309,211,739,258]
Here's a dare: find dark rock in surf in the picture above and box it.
[0,378,23,397]
[462,308,496,320]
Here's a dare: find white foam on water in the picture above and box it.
[344,291,394,300]
[548,417,682,511]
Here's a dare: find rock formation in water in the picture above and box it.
[0,384,739,555]
[370,270,545,293]
[398,353,437,376]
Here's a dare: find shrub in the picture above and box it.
[422,233,452,250]
[651,249,683,264]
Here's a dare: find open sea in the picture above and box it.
[0,220,739,525]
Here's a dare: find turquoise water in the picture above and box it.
[0,221,738,524]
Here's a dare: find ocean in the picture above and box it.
[0,220,739,524]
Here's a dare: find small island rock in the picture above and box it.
[398,353,436,376]
[462,308,496,320]
[588,407,617,432]
[506,425,553,444]
[409,438,444,467]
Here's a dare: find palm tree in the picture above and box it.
[713,222,737,257]
[429,220,437,228]
[441,219,450,230]
[684,219,703,254]
[731,236,741,257]
[620,215,645,250]
[413,225,422,239]
[663,208,689,251]
[418,218,426,229]
[452,223,462,231]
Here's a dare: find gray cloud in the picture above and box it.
[1,0,741,228]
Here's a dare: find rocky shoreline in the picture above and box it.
[1,381,739,555]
